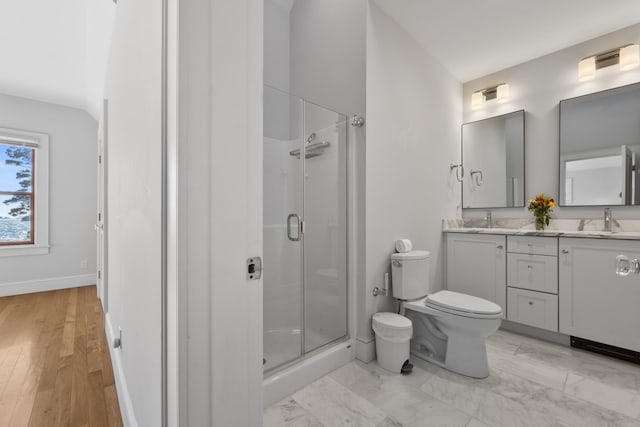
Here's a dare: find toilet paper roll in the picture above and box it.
[395,239,413,253]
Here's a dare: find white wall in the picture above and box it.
[265,0,366,117]
[103,0,163,424]
[84,0,117,119]
[264,0,291,92]
[290,0,366,116]
[0,93,97,294]
[0,0,115,119]
[361,3,461,357]
[463,24,640,220]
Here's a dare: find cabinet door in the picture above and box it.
[446,233,506,315]
[508,235,558,256]
[507,253,558,294]
[507,288,558,331]
[559,238,640,352]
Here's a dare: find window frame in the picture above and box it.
[0,127,49,257]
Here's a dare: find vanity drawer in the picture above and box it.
[508,235,558,256]
[507,253,558,294]
[507,288,558,332]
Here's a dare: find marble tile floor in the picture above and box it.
[264,330,640,427]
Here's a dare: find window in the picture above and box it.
[0,143,34,245]
[0,128,49,256]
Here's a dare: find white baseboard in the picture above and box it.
[105,313,137,427]
[0,273,96,297]
[355,337,376,363]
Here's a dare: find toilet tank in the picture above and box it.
[391,250,431,300]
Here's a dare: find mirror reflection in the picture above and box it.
[560,82,640,206]
[462,110,525,208]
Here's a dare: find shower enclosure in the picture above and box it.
[263,85,348,372]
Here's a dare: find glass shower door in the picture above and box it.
[303,101,348,352]
[263,86,348,371]
[263,86,304,370]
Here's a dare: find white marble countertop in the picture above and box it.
[443,218,640,240]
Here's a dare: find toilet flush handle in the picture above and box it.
[392,260,402,267]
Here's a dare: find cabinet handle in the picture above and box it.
[529,301,533,305]
[497,245,504,249]
[528,265,533,270]
[561,249,569,254]
[287,213,301,241]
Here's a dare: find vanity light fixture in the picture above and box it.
[578,44,639,82]
[471,83,509,109]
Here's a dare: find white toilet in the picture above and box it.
[392,250,502,378]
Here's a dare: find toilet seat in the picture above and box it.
[405,291,502,320]
[427,290,502,316]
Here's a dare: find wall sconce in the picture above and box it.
[471,83,509,109]
[578,44,639,82]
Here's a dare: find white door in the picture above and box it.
[96,99,108,311]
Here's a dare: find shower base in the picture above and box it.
[263,328,336,371]
[263,337,354,407]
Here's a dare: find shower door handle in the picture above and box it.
[287,214,301,241]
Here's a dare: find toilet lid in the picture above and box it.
[391,250,430,261]
[426,290,502,315]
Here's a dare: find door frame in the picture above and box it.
[97,99,109,312]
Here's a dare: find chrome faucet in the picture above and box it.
[604,207,612,232]
[484,211,492,228]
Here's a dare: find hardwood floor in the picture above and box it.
[0,286,122,426]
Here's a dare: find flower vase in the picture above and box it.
[535,217,546,231]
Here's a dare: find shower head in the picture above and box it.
[289,141,330,159]
[306,133,316,144]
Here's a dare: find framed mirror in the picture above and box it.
[462,110,525,208]
[559,82,640,206]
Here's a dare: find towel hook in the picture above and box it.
[450,163,464,182]
[470,169,484,186]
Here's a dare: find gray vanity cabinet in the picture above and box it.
[445,233,507,316]
[559,238,640,352]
